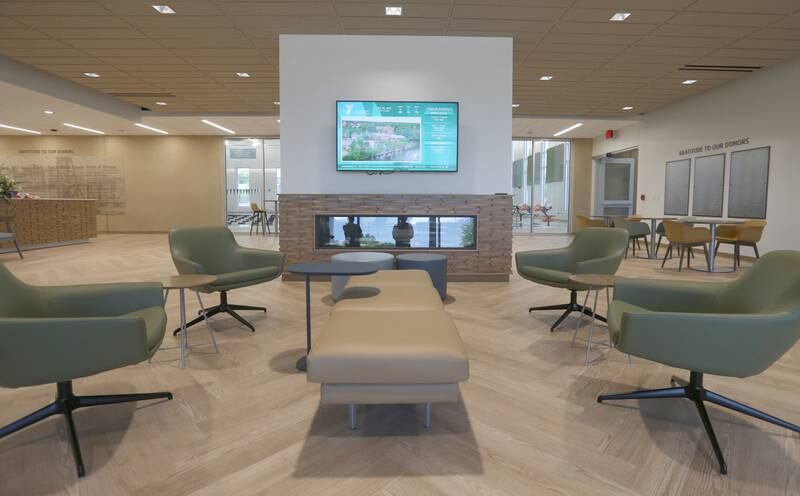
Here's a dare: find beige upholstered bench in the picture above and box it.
[307,269,469,429]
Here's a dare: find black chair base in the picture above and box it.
[597,371,800,475]
[173,290,266,335]
[529,289,606,332]
[0,381,172,478]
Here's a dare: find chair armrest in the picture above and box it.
[617,311,799,378]
[575,254,622,275]
[37,282,164,318]
[613,277,726,313]
[515,249,570,272]
[235,247,286,271]
[0,316,152,388]
[172,255,205,275]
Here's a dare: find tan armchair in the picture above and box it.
[715,220,766,269]
[575,215,606,231]
[660,220,710,271]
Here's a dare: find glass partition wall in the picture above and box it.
[225,138,281,233]
[511,140,571,234]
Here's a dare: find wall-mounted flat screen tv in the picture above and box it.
[336,100,458,172]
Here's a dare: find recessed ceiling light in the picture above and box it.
[43,110,54,114]
[553,122,583,137]
[83,72,101,78]
[135,123,169,135]
[0,123,41,135]
[155,101,168,106]
[682,79,698,85]
[512,103,521,108]
[201,119,235,135]
[152,5,175,14]
[622,106,634,110]
[277,119,281,123]
[609,12,631,21]
[539,75,553,81]
[63,123,105,135]
[236,72,251,78]
[273,101,280,106]
[385,6,403,16]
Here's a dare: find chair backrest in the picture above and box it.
[0,215,15,235]
[168,226,240,275]
[0,263,36,318]
[575,215,591,230]
[250,202,260,212]
[737,220,766,243]
[568,227,629,266]
[662,220,686,242]
[723,250,800,315]
[266,214,276,225]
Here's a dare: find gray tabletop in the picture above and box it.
[396,253,447,262]
[287,261,380,276]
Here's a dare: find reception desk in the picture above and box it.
[0,199,97,253]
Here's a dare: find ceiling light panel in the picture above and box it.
[385,6,403,16]
[152,5,176,14]
[0,123,41,135]
[63,123,105,134]
[609,12,631,22]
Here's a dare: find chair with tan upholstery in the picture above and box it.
[307,269,468,430]
[714,220,766,269]
[575,215,606,231]
[661,220,711,271]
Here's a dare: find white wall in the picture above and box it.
[279,35,512,195]
[591,57,800,252]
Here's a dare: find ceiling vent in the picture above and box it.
[679,64,762,73]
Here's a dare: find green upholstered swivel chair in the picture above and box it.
[598,250,800,474]
[0,264,172,478]
[168,226,285,333]
[614,217,651,258]
[516,227,629,331]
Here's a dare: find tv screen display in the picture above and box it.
[336,101,458,172]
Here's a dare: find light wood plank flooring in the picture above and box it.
[1,234,798,496]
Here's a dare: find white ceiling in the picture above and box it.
[0,80,282,136]
[512,116,638,138]
[1,0,799,116]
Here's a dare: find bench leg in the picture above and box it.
[349,404,357,430]
[423,402,432,429]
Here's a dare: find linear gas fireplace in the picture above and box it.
[315,215,476,250]
[279,194,512,281]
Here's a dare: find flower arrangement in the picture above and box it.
[0,174,19,202]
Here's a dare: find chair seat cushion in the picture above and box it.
[122,306,167,353]
[345,269,432,289]
[336,285,443,312]
[518,265,572,286]
[210,266,280,290]
[307,310,468,384]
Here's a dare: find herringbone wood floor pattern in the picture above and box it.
[1,234,798,496]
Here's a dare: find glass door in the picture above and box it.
[594,157,635,217]
[225,138,281,233]
[512,139,571,234]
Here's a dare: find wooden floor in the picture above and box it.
[1,234,798,496]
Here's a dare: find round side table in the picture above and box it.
[330,252,395,300]
[157,274,219,369]
[568,273,616,365]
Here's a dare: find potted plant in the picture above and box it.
[0,175,19,202]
